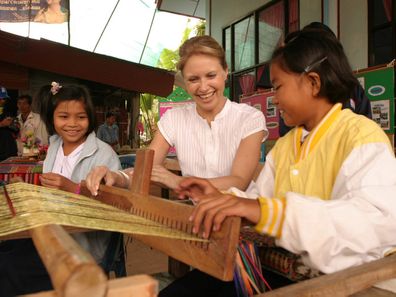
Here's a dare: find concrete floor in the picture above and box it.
[124,237,175,290]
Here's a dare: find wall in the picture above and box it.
[339,0,368,70]
[299,0,322,28]
[209,0,272,42]
[209,0,368,72]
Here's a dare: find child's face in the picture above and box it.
[270,61,323,131]
[54,100,89,148]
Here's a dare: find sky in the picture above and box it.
[0,0,201,68]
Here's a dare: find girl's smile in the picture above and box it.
[53,100,89,155]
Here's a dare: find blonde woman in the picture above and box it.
[86,35,268,194]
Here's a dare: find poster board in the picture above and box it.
[355,66,395,134]
[240,91,280,140]
[0,0,69,23]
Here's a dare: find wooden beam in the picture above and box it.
[258,254,396,297]
[22,275,158,297]
[0,30,175,97]
[30,225,108,297]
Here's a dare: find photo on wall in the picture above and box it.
[0,0,69,23]
[371,100,390,130]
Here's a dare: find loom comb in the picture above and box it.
[80,149,241,281]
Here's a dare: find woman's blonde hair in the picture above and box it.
[177,35,227,72]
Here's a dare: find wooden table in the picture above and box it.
[0,156,43,185]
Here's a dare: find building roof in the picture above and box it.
[0,30,175,97]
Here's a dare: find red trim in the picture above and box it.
[155,0,162,9]
[321,0,324,22]
[337,0,340,38]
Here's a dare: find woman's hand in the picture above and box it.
[151,165,183,190]
[176,177,221,201]
[40,172,77,193]
[85,166,129,196]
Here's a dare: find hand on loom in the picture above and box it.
[40,172,78,193]
[176,177,220,200]
[85,166,132,196]
[179,177,261,239]
[151,164,183,190]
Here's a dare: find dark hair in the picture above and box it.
[272,29,358,104]
[177,35,227,72]
[304,22,336,36]
[17,94,32,105]
[284,22,336,44]
[40,84,96,135]
[105,111,116,119]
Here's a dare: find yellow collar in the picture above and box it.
[294,103,342,163]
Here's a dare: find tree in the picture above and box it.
[139,19,206,146]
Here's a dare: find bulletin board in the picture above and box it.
[355,65,395,134]
[240,91,280,140]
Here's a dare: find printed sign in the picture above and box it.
[355,66,394,133]
[371,100,390,130]
[0,0,68,23]
[240,91,280,140]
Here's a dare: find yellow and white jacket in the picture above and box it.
[231,103,396,273]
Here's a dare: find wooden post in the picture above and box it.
[30,225,108,297]
[128,149,153,194]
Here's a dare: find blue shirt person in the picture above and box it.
[97,111,119,151]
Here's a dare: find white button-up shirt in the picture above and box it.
[158,99,267,178]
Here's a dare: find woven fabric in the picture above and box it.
[0,162,43,184]
[240,227,322,282]
[0,183,207,243]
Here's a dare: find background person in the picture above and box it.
[16,94,49,156]
[97,111,119,151]
[0,86,18,161]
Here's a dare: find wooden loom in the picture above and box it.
[6,149,395,296]
[79,149,241,281]
[0,149,241,296]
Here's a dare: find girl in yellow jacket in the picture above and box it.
[178,29,396,276]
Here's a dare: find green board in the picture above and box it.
[160,86,231,103]
[355,66,395,133]
[159,86,190,102]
